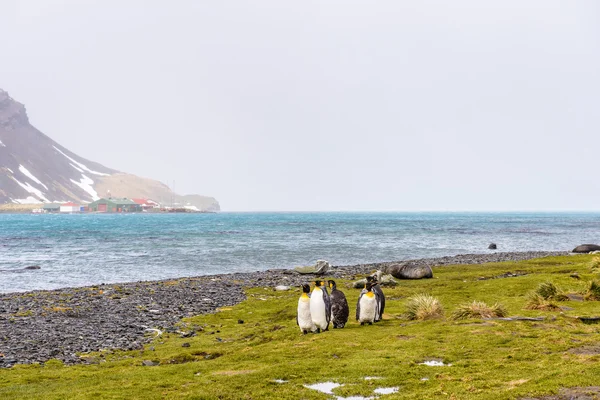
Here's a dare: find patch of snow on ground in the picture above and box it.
[70,174,99,201]
[18,165,48,190]
[11,177,49,202]
[14,196,44,204]
[0,139,5,147]
[6,168,13,173]
[53,146,110,176]
[184,205,200,211]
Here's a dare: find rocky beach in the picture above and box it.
[0,251,566,368]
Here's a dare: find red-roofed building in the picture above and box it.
[60,202,80,213]
[131,198,160,210]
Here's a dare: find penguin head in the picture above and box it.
[366,275,376,283]
[365,282,375,291]
[301,283,311,294]
[327,280,336,290]
[315,280,326,287]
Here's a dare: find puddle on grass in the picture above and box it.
[305,381,399,399]
[419,360,452,367]
[374,387,399,395]
[273,379,287,383]
[364,376,383,380]
[304,382,343,395]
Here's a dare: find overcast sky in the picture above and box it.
[1,1,599,211]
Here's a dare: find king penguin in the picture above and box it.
[356,282,378,325]
[366,273,385,322]
[328,280,349,328]
[297,283,316,334]
[310,280,331,333]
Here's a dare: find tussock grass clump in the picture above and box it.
[405,294,443,320]
[584,280,600,301]
[589,257,600,272]
[535,282,569,301]
[525,293,560,311]
[452,301,508,320]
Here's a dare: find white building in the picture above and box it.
[60,202,80,213]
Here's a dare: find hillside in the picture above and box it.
[0,89,219,211]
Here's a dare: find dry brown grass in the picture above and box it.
[405,294,444,320]
[589,257,600,272]
[584,280,600,301]
[525,293,560,311]
[535,282,569,301]
[452,301,508,320]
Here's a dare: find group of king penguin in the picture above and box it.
[296,275,385,334]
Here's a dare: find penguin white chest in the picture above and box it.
[358,293,377,323]
[310,288,328,330]
[297,295,314,332]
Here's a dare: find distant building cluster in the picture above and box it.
[37,198,160,214]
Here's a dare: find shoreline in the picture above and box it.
[0,251,566,367]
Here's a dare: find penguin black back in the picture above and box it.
[327,280,349,328]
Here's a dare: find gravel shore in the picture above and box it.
[0,251,566,367]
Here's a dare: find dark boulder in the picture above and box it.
[572,244,600,253]
[385,262,433,280]
[24,265,41,270]
[488,243,497,250]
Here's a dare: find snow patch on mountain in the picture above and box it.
[18,165,48,190]
[70,174,99,201]
[69,163,84,173]
[0,139,5,147]
[10,176,49,203]
[53,146,110,177]
[13,196,44,204]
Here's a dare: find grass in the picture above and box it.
[584,280,600,301]
[588,256,600,272]
[534,282,569,301]
[524,293,561,311]
[452,301,508,320]
[2,255,600,399]
[405,294,444,320]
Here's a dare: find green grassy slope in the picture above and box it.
[2,255,600,399]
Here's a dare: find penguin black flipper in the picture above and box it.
[322,286,331,329]
[373,285,385,321]
[356,291,364,321]
[378,286,385,319]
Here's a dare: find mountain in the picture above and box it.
[0,89,220,211]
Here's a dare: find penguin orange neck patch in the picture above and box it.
[366,292,375,298]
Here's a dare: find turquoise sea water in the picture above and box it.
[1,212,599,293]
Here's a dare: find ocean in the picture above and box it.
[1,212,599,293]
